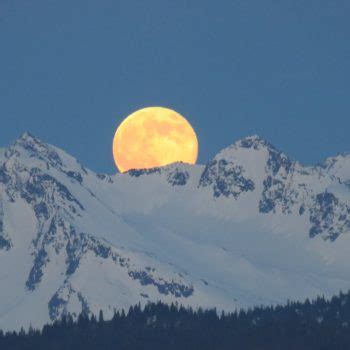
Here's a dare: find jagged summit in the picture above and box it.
[12,132,49,153]
[12,131,59,157]
[15,131,38,143]
[320,153,350,185]
[6,132,89,184]
[235,134,275,149]
[213,134,287,161]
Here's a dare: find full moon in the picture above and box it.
[113,107,198,173]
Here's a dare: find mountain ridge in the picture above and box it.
[0,132,349,330]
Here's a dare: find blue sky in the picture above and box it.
[0,0,349,173]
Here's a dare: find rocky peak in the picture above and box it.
[211,135,293,180]
[7,132,63,168]
[13,132,51,155]
[5,132,87,185]
[14,132,39,145]
[235,134,274,150]
[320,153,350,185]
[126,162,202,187]
[199,136,293,200]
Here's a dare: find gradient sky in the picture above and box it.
[1,0,349,173]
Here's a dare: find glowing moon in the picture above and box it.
[113,107,198,173]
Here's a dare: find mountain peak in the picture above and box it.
[7,132,69,171]
[212,135,281,163]
[235,134,275,151]
[13,131,48,149]
[15,132,41,145]
[321,152,350,184]
[12,132,49,154]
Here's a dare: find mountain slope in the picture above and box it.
[0,133,349,330]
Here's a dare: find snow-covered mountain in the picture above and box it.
[0,133,349,330]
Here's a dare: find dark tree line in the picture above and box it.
[1,291,350,349]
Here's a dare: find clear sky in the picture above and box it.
[1,0,349,173]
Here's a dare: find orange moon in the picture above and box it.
[113,107,198,173]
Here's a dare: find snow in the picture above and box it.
[322,153,350,184]
[0,133,349,330]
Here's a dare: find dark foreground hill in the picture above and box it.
[1,291,350,350]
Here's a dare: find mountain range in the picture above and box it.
[0,132,349,330]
